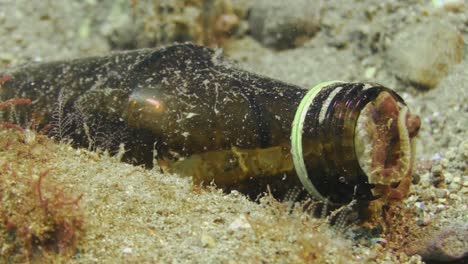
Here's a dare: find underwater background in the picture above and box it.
[0,0,467,263]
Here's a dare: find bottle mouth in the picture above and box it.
[354,91,421,186]
[292,82,421,203]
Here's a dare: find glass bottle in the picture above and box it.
[0,43,420,204]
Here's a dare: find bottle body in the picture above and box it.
[0,44,420,204]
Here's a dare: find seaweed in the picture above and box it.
[0,75,85,262]
[0,129,85,262]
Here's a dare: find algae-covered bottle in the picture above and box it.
[0,43,420,204]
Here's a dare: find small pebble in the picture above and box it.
[444,172,454,183]
[371,237,388,246]
[448,193,459,200]
[452,176,461,184]
[200,234,217,248]
[430,164,445,187]
[23,129,36,144]
[122,247,132,254]
[420,189,435,201]
[416,214,432,226]
[431,153,442,161]
[415,201,425,211]
[364,67,376,79]
[229,214,252,231]
[434,188,447,199]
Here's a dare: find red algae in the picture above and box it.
[0,127,84,262]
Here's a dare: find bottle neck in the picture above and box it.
[298,82,411,204]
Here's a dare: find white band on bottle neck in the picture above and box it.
[290,81,342,201]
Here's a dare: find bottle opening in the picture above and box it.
[354,91,421,186]
[292,82,421,203]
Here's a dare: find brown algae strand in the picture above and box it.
[0,43,420,204]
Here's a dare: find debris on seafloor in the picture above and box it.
[1,43,420,209]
